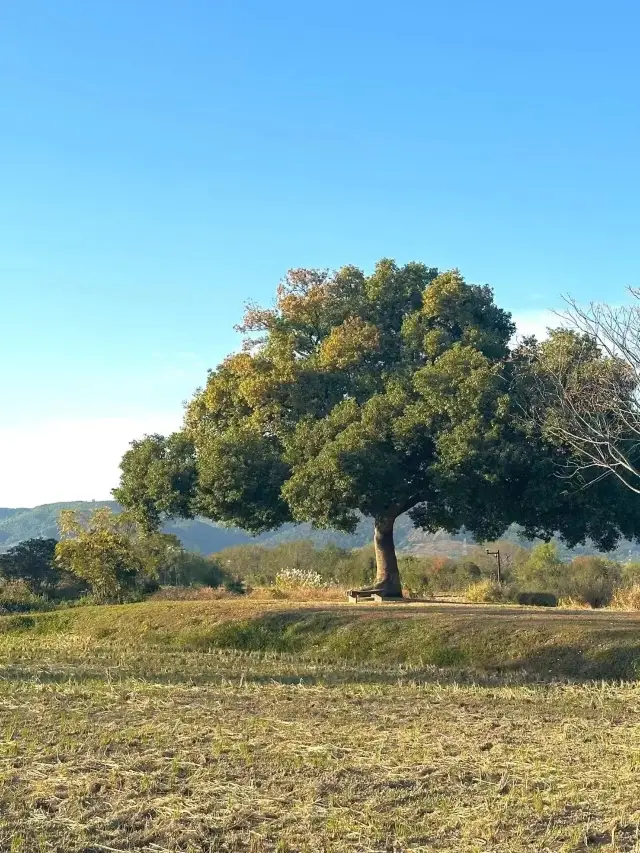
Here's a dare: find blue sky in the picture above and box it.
[1,0,639,506]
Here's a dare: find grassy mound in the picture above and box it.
[4,598,640,680]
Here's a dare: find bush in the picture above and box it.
[0,581,53,613]
[515,542,564,594]
[0,538,60,594]
[399,555,482,596]
[247,585,345,601]
[514,545,619,609]
[464,580,505,603]
[610,585,640,611]
[249,586,289,600]
[471,540,530,582]
[517,591,558,607]
[164,551,228,587]
[275,568,328,590]
[621,562,640,588]
[217,540,376,589]
[222,577,245,594]
[150,586,233,601]
[557,596,593,609]
[564,556,620,608]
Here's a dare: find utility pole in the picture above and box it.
[486,549,502,584]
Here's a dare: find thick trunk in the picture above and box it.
[373,517,402,597]
[348,517,403,598]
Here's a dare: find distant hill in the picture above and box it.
[0,502,254,554]
[0,500,639,561]
[0,508,25,522]
[0,502,469,555]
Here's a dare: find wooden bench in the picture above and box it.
[347,591,405,603]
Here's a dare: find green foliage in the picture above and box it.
[516,542,565,592]
[217,540,375,590]
[132,530,181,581]
[54,508,178,602]
[398,555,482,595]
[563,556,621,608]
[160,550,228,588]
[215,542,486,597]
[514,544,620,607]
[0,538,59,593]
[0,581,53,613]
[112,434,198,531]
[222,577,245,594]
[56,509,141,602]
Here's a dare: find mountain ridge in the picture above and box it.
[0,501,639,561]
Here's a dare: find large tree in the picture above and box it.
[115,261,640,597]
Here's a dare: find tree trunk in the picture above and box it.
[348,516,403,598]
[373,517,402,597]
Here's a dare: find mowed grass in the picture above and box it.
[2,601,640,851]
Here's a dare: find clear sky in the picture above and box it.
[1,0,639,507]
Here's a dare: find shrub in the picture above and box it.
[515,542,565,594]
[150,585,232,601]
[610,585,640,611]
[0,581,53,613]
[217,540,376,589]
[165,551,228,587]
[621,562,640,588]
[275,568,328,590]
[250,586,289,600]
[471,540,530,582]
[223,577,245,594]
[399,555,482,596]
[514,546,619,608]
[564,556,620,608]
[464,580,505,603]
[56,530,139,603]
[247,585,345,601]
[0,538,59,594]
[557,596,592,609]
[517,591,558,607]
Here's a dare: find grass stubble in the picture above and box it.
[0,600,640,851]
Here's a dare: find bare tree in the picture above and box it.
[534,290,640,493]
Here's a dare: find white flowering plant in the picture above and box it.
[274,568,328,590]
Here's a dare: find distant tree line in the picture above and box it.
[0,507,237,606]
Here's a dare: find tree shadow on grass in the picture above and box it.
[0,660,534,688]
[199,607,355,653]
[503,641,640,682]
[184,607,640,681]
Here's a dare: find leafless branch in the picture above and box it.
[533,288,640,493]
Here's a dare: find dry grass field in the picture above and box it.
[1,599,640,851]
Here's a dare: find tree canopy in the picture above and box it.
[115,260,640,597]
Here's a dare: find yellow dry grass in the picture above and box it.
[1,599,640,850]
